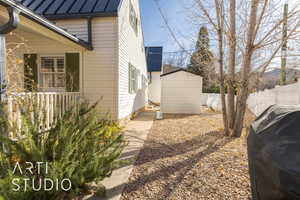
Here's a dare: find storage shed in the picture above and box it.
[160,69,203,114]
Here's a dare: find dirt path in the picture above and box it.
[120,113,252,200]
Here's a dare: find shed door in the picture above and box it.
[161,71,202,114]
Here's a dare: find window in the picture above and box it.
[128,63,139,94]
[40,56,66,90]
[129,1,138,34]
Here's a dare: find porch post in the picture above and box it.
[0,35,6,98]
[0,7,19,101]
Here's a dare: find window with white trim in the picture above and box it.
[40,56,66,89]
[129,63,139,94]
[129,1,138,35]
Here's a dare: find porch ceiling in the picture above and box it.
[0,1,93,51]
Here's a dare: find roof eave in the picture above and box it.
[44,12,118,20]
[0,0,93,50]
[160,69,202,77]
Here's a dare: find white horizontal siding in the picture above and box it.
[55,19,88,42]
[54,17,119,119]
[118,0,148,119]
[83,17,118,118]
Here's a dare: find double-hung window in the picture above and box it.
[129,63,139,94]
[40,56,66,90]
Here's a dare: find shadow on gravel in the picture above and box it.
[118,131,234,199]
[125,130,229,166]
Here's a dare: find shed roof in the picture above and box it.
[146,46,163,72]
[14,0,120,19]
[160,68,201,77]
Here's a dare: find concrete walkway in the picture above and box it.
[97,112,155,200]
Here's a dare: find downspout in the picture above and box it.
[87,17,93,47]
[0,6,19,102]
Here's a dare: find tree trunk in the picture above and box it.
[233,0,259,137]
[228,0,237,136]
[215,0,229,135]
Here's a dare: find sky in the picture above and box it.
[139,0,300,69]
[140,0,195,54]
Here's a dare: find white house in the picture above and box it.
[146,46,162,104]
[161,68,203,114]
[0,0,148,121]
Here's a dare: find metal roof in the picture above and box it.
[0,0,93,50]
[14,0,120,19]
[146,46,163,72]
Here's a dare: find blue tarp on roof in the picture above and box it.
[14,0,120,18]
[146,47,163,72]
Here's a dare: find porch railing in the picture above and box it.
[6,92,81,132]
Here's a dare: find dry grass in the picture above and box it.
[121,112,254,200]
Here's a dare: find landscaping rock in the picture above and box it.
[121,112,253,200]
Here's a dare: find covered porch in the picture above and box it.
[0,1,92,125]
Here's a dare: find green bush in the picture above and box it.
[0,101,125,200]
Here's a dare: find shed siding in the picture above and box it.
[161,71,203,114]
[118,0,148,119]
[56,17,119,119]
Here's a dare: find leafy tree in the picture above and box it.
[188,26,214,90]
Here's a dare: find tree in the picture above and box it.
[191,0,300,137]
[188,26,215,90]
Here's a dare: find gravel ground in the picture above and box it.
[121,111,255,200]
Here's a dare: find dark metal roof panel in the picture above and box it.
[22,0,34,7]
[146,47,163,72]
[93,0,109,12]
[56,0,76,14]
[80,0,98,13]
[14,0,121,18]
[69,0,85,14]
[45,0,65,15]
[35,0,54,14]
[27,0,43,10]
[106,0,120,12]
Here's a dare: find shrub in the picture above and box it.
[0,100,125,200]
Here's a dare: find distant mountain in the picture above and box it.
[258,68,300,90]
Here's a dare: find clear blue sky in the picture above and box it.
[140,0,195,53]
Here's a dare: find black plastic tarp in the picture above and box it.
[248,105,300,200]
